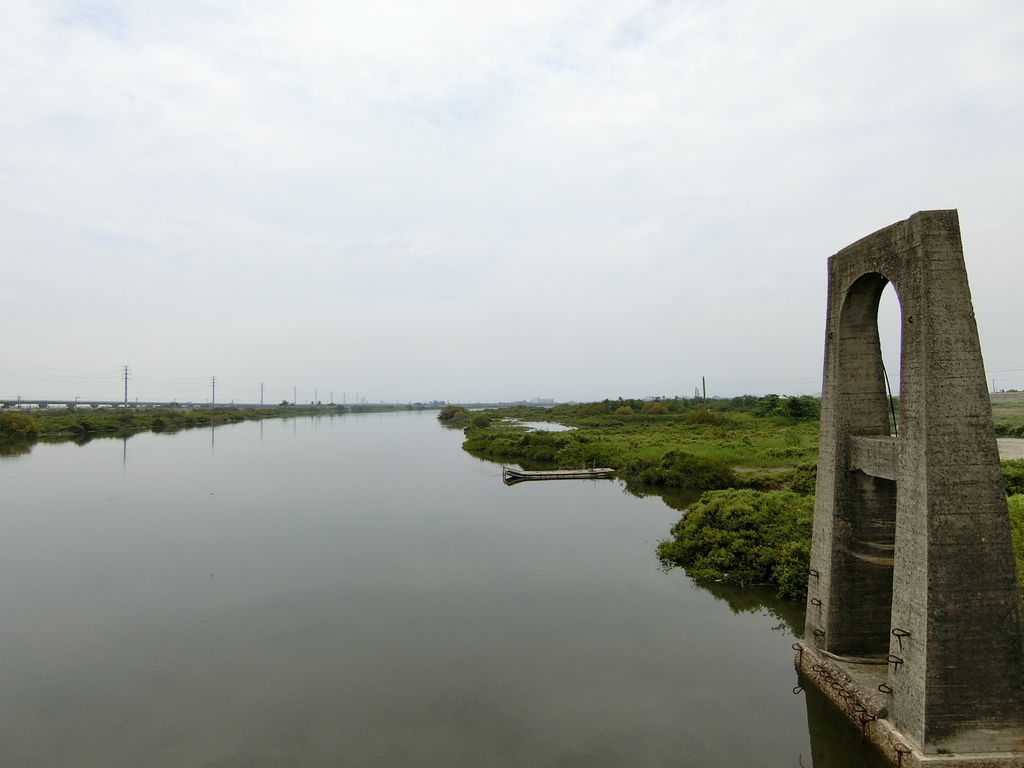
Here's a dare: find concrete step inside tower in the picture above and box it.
[795,210,1024,767]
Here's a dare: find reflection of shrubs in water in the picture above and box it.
[657,489,813,601]
[0,440,33,458]
[697,580,805,636]
[623,482,703,512]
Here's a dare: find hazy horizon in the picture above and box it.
[3,1,1023,404]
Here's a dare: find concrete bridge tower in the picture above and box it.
[798,210,1024,764]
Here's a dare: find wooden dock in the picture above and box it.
[502,466,616,485]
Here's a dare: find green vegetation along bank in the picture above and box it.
[441,397,819,491]
[0,402,440,457]
[443,397,1024,606]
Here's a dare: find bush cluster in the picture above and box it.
[619,451,736,489]
[995,423,1024,437]
[656,489,814,600]
[462,427,576,464]
[437,406,468,425]
[754,394,821,420]
[0,412,39,439]
[0,406,298,446]
[1004,460,1024,496]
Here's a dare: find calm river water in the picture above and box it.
[0,411,888,767]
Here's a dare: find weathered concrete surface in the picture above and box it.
[850,435,899,481]
[796,643,1024,767]
[804,210,1024,759]
[841,435,1020,463]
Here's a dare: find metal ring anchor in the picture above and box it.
[894,742,912,768]
[891,627,911,651]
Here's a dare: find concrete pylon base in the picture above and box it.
[795,643,1024,767]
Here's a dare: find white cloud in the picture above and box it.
[2,0,1023,402]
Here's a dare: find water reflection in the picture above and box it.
[0,412,819,766]
[697,580,806,637]
[0,440,33,459]
[801,684,892,767]
[622,481,703,511]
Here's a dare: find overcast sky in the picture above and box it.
[1,1,1022,405]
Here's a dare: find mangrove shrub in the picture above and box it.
[657,489,814,600]
[620,450,736,489]
[1003,459,1024,496]
[0,412,39,439]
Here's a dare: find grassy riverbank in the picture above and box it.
[445,398,1024,604]
[992,393,1024,436]
[444,397,821,598]
[442,397,819,490]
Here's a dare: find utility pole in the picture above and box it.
[293,385,297,405]
[260,382,264,405]
[315,388,318,404]
[211,376,216,405]
[123,365,130,406]
[702,376,706,400]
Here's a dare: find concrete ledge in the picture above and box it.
[849,435,899,480]
[795,642,1024,767]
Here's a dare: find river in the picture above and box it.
[0,411,887,766]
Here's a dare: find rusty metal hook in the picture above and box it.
[894,742,911,768]
[891,627,911,652]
